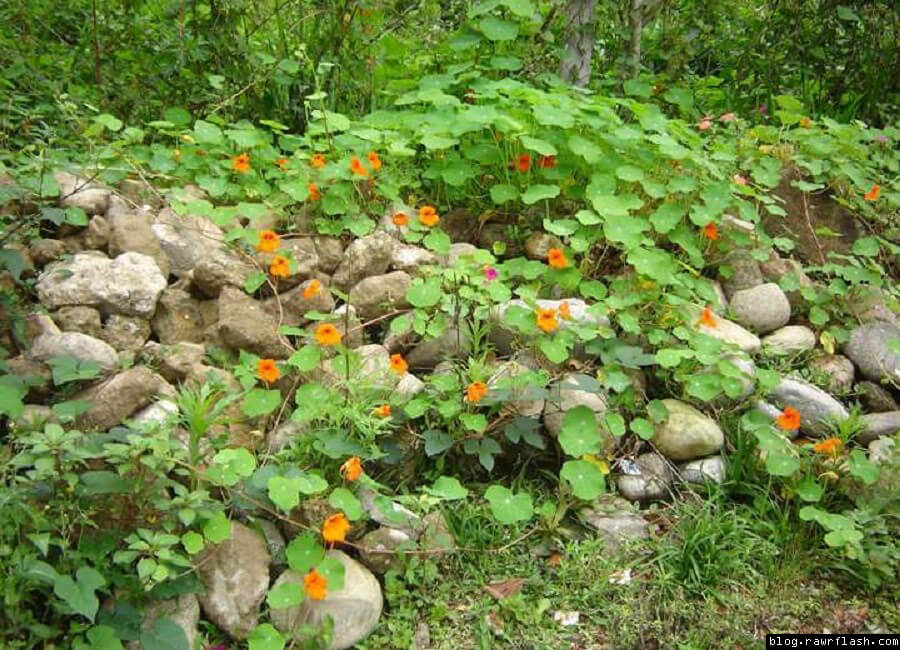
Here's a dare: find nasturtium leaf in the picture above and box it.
[287,345,321,372]
[519,135,557,156]
[202,512,231,543]
[406,277,442,307]
[53,567,105,622]
[193,120,225,145]
[181,532,204,555]
[329,487,364,520]
[242,388,281,417]
[561,460,606,500]
[86,625,124,650]
[558,406,601,457]
[490,184,518,204]
[848,449,879,485]
[423,228,451,254]
[424,430,454,456]
[268,476,302,512]
[266,581,304,609]
[539,337,569,364]
[207,448,256,486]
[286,534,325,574]
[460,412,487,433]
[649,203,685,234]
[521,184,560,205]
[630,417,655,440]
[765,451,802,477]
[140,618,189,650]
[0,384,25,419]
[568,135,603,163]
[503,0,534,17]
[685,374,722,401]
[796,477,824,502]
[603,412,626,436]
[315,556,346,592]
[484,485,533,524]
[426,476,469,500]
[852,237,880,257]
[615,165,644,182]
[247,623,285,650]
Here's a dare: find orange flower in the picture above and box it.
[812,437,841,455]
[389,354,408,375]
[558,301,572,320]
[392,212,409,227]
[257,359,280,383]
[777,406,801,432]
[703,223,719,241]
[697,306,717,328]
[310,153,327,169]
[547,248,567,269]
[367,151,382,171]
[350,156,369,177]
[536,308,558,333]
[418,205,439,227]
[232,153,251,173]
[799,117,812,128]
[517,153,531,173]
[322,512,350,543]
[257,230,281,253]
[314,323,342,346]
[373,404,391,418]
[538,155,556,169]
[304,569,328,600]
[308,183,321,201]
[303,279,322,299]
[864,184,880,201]
[269,255,291,278]
[275,158,289,171]
[465,381,488,404]
[340,456,363,481]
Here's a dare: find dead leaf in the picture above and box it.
[483,578,525,600]
[547,552,562,567]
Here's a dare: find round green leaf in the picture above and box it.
[560,460,606,500]
[484,485,533,524]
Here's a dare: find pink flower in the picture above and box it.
[757,104,768,115]
[720,112,736,123]
[733,174,748,186]
[698,118,712,131]
[874,134,889,145]
[483,266,498,281]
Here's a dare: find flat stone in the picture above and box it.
[524,232,562,261]
[869,437,895,465]
[762,325,817,355]
[844,321,900,384]
[769,376,849,436]
[406,326,472,371]
[720,250,764,298]
[728,283,791,334]
[579,497,649,548]
[151,208,225,278]
[108,212,170,277]
[390,244,438,274]
[858,411,900,445]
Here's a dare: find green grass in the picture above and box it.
[359,490,899,650]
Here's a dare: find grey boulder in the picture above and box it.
[652,399,724,461]
[728,283,791,334]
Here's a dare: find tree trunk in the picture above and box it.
[560,0,597,87]
[629,0,643,77]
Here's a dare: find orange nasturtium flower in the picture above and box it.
[340,456,363,481]
[349,156,369,177]
[465,381,489,404]
[322,513,350,544]
[367,151,382,171]
[517,153,532,173]
[559,300,572,320]
[303,279,322,299]
[799,117,812,128]
[538,155,557,169]
[777,406,802,432]
[418,205,439,227]
[257,229,281,253]
[373,404,392,418]
[813,437,841,456]
[697,306,717,328]
[269,255,291,278]
[310,153,327,169]
[864,184,880,201]
[232,153,251,173]
[392,212,409,227]
[389,354,408,375]
[536,308,559,333]
[308,183,321,201]
[547,248,568,269]
[304,569,328,600]
[314,323,342,346]
[703,222,719,241]
[275,158,289,171]
[257,359,280,383]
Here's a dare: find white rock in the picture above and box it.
[763,326,817,355]
[55,171,111,215]
[29,331,119,372]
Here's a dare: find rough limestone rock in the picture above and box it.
[191,255,256,298]
[858,411,900,445]
[488,359,545,418]
[52,305,103,338]
[151,208,225,277]
[769,376,849,436]
[332,231,396,290]
[6,356,52,400]
[350,271,411,320]
[808,355,855,393]
[144,341,205,382]
[688,305,761,353]
[101,314,151,351]
[579,496,649,548]
[30,330,119,373]
[197,521,270,640]
[652,399,724,461]
[266,279,336,327]
[616,453,674,502]
[108,211,170,277]
[406,326,472,370]
[130,399,179,428]
[869,437,895,465]
[125,594,200,650]
[844,321,900,384]
[29,239,67,266]
[395,372,425,399]
[856,381,899,412]
[491,298,610,356]
[217,286,289,359]
[389,244,438,275]
[55,171,110,215]
[267,420,310,453]
[543,374,611,442]
[679,455,726,485]
[270,552,383,650]
[314,237,345,274]
[37,252,166,317]
[524,232,562,261]
[762,325,817,355]
[721,250,764,298]
[151,288,204,344]
[84,215,110,250]
[358,527,414,574]
[75,366,173,431]
[728,283,791,333]
[318,344,397,390]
